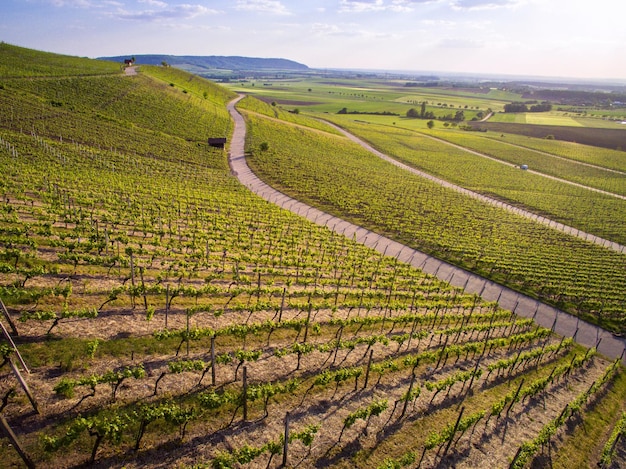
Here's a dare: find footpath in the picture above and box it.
[226,96,626,364]
[327,121,625,253]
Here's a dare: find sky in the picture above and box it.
[2,0,625,80]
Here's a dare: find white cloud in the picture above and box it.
[339,0,389,13]
[138,0,168,7]
[112,4,216,22]
[49,0,97,7]
[235,0,291,15]
[339,0,437,12]
[451,0,524,10]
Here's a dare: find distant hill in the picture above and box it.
[98,54,309,71]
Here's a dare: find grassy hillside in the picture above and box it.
[0,42,120,77]
[0,44,624,469]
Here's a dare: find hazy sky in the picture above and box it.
[2,0,625,80]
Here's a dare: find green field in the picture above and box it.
[393,86,520,112]
[0,42,120,77]
[225,76,626,131]
[0,44,625,469]
[227,78,511,121]
[489,112,583,126]
[479,132,626,171]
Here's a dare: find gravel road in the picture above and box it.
[226,95,626,363]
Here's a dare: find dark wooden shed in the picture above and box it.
[208,138,227,149]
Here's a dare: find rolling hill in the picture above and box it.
[98,54,309,72]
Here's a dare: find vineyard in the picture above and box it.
[316,116,626,243]
[0,44,625,468]
[240,99,626,336]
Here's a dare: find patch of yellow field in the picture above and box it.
[525,113,584,126]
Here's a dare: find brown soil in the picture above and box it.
[467,122,626,151]
[1,301,612,469]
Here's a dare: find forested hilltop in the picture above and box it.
[98,54,309,71]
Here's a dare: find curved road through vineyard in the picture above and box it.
[326,122,626,252]
[226,96,626,364]
[408,130,626,201]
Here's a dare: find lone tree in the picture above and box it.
[406,108,419,118]
[427,120,435,129]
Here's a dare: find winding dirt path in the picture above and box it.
[415,131,626,200]
[226,95,626,364]
[326,121,625,253]
[478,135,626,176]
[124,65,137,76]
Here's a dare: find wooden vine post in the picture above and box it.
[363,349,374,389]
[282,411,291,468]
[186,310,190,357]
[0,298,18,336]
[464,354,483,396]
[128,250,136,308]
[0,320,29,373]
[278,287,286,322]
[0,415,35,469]
[506,378,525,416]
[401,372,417,418]
[139,267,148,310]
[165,285,170,328]
[8,359,39,414]
[210,335,216,386]
[441,406,465,459]
[303,296,312,344]
[242,366,248,421]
